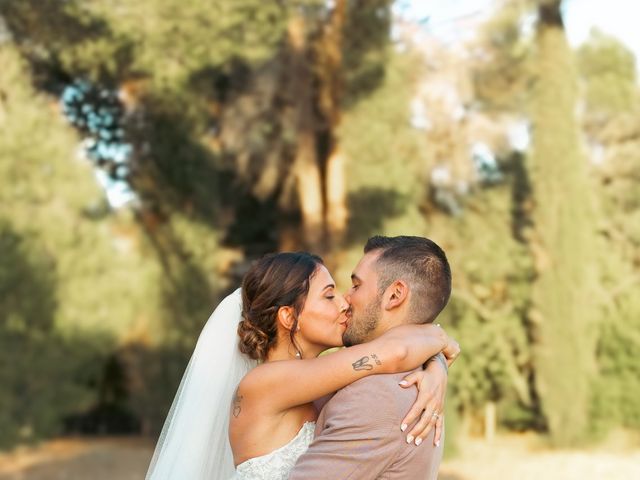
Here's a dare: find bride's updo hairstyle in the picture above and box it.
[238,252,323,362]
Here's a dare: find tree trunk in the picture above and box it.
[286,15,325,250]
[317,0,348,245]
[484,401,496,442]
[325,149,348,240]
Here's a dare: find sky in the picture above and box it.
[395,0,640,65]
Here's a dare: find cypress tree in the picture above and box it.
[527,0,599,445]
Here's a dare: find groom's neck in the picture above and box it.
[368,314,408,340]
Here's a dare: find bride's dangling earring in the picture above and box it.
[295,323,302,358]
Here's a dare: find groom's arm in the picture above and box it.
[289,374,440,479]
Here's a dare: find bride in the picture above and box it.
[146,252,459,479]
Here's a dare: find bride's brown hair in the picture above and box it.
[238,252,323,362]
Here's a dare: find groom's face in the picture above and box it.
[342,251,383,347]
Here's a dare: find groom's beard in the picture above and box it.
[342,297,381,347]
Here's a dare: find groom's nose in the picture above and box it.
[343,292,352,305]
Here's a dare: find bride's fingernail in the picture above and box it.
[398,380,408,386]
[415,437,423,446]
[400,424,407,432]
[435,440,441,447]
[406,435,414,444]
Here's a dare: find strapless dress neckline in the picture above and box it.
[233,421,315,479]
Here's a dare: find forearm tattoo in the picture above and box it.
[232,388,243,418]
[371,353,382,366]
[352,354,381,371]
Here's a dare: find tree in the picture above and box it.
[576,32,640,435]
[577,29,638,119]
[0,0,396,442]
[526,0,600,445]
[0,45,122,445]
[472,0,534,112]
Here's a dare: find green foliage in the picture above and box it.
[326,50,430,270]
[577,29,638,116]
[85,0,288,86]
[0,45,162,338]
[472,0,534,111]
[0,44,166,444]
[591,293,640,434]
[329,50,429,285]
[1,0,290,84]
[573,25,640,441]
[0,0,132,82]
[588,111,640,436]
[441,187,534,419]
[527,10,601,446]
[0,219,114,447]
[341,0,393,106]
[341,52,427,198]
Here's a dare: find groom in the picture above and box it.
[289,235,452,479]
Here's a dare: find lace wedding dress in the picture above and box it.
[232,422,315,480]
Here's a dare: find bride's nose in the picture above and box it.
[338,296,349,314]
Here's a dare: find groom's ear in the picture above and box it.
[276,306,296,331]
[383,280,409,311]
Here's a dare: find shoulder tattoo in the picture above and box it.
[232,388,243,418]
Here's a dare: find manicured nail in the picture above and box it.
[435,440,440,447]
[415,437,422,446]
[406,435,414,444]
[400,424,407,432]
[399,380,408,386]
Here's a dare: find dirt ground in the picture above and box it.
[438,432,640,480]
[0,433,638,480]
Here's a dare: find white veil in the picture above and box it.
[146,288,257,480]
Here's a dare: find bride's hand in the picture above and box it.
[442,335,461,367]
[398,354,448,447]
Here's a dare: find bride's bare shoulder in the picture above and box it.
[237,362,278,395]
[234,362,290,416]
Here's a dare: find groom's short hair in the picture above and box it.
[364,235,451,324]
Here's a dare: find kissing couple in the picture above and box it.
[146,235,460,479]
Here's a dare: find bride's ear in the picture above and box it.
[276,306,296,331]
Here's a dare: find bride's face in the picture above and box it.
[296,265,350,353]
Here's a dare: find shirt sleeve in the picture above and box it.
[288,377,404,480]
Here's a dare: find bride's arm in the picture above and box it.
[240,324,451,413]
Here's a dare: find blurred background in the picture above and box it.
[1,0,639,478]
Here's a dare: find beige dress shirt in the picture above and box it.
[289,370,444,479]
